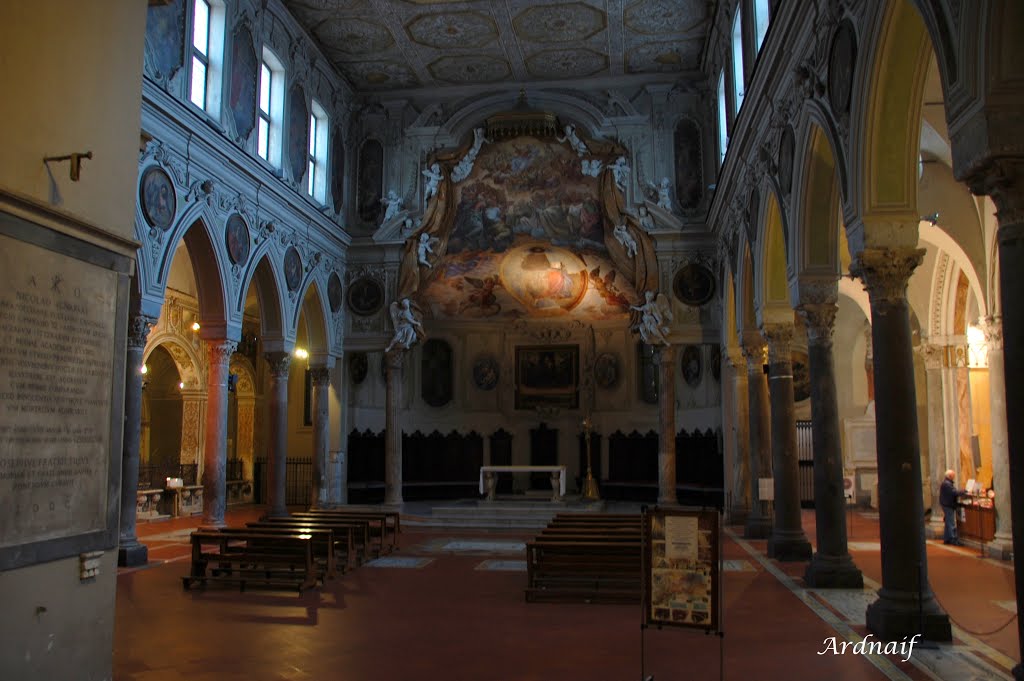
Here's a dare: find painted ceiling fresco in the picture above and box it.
[420,135,637,320]
[283,0,712,91]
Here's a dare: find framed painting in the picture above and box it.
[327,272,343,314]
[515,345,579,410]
[140,166,176,231]
[283,247,302,292]
[346,276,384,316]
[228,23,257,142]
[673,263,715,307]
[224,213,250,265]
[287,83,309,184]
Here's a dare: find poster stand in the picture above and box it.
[638,504,724,681]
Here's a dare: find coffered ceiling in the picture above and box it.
[284,0,713,93]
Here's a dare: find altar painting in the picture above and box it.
[421,136,635,320]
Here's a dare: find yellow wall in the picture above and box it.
[970,368,993,488]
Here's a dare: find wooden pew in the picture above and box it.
[249,518,365,565]
[294,509,400,554]
[219,526,338,578]
[525,539,642,603]
[182,530,318,592]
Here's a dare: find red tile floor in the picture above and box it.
[113,506,1018,681]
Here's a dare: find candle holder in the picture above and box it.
[581,415,600,501]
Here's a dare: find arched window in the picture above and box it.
[731,8,745,113]
[753,0,770,54]
[717,70,728,166]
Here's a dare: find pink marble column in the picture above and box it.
[656,345,678,505]
[384,349,405,506]
[201,339,237,528]
[724,347,750,524]
[264,351,291,517]
[310,366,331,509]
[118,313,156,566]
[980,317,1012,558]
[743,340,772,538]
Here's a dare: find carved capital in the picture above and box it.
[309,367,331,386]
[206,340,237,367]
[655,344,676,366]
[741,341,767,374]
[849,248,925,305]
[723,346,745,370]
[917,342,943,371]
[796,303,837,346]
[981,315,1003,351]
[128,314,157,349]
[797,276,838,307]
[965,158,1024,227]
[264,351,292,378]
[761,323,794,364]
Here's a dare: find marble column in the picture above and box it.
[798,298,863,587]
[384,349,405,506]
[656,345,678,506]
[743,340,772,538]
[852,247,950,641]
[980,317,1012,558]
[118,314,155,567]
[200,339,237,528]
[310,366,331,509]
[264,351,291,518]
[724,348,750,524]
[762,323,812,562]
[918,343,948,539]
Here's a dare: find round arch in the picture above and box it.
[793,122,843,278]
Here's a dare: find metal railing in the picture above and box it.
[137,463,198,489]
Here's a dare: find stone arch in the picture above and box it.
[295,278,331,363]
[793,122,843,279]
[443,90,611,144]
[918,220,987,328]
[243,252,287,352]
[755,191,791,323]
[735,238,758,339]
[143,333,203,390]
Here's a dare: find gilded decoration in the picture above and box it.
[342,61,418,89]
[512,4,606,43]
[626,40,702,74]
[525,49,608,79]
[428,55,511,84]
[624,0,706,35]
[407,12,497,49]
[315,18,394,55]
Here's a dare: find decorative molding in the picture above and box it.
[128,314,158,349]
[264,351,292,378]
[761,323,794,365]
[796,303,837,346]
[849,248,925,305]
[206,340,238,367]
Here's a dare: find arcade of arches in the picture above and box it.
[2,0,1024,679]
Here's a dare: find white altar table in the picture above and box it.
[479,465,566,501]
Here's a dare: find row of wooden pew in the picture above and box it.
[182,508,401,592]
[525,513,642,604]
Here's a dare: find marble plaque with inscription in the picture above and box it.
[0,234,116,548]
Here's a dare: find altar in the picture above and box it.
[479,465,566,501]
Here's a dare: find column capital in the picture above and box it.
[723,346,746,370]
[796,276,838,307]
[980,315,1003,351]
[263,351,292,378]
[761,322,794,364]
[849,248,925,305]
[741,340,767,373]
[796,303,837,346]
[206,339,238,366]
[655,344,676,366]
[965,157,1024,226]
[309,366,331,386]
[128,314,158,349]
[916,342,944,370]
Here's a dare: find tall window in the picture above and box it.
[731,8,746,114]
[188,0,224,114]
[307,100,329,202]
[753,0,770,54]
[718,70,728,166]
[257,48,284,165]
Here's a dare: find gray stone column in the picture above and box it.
[981,318,1012,558]
[201,339,237,528]
[264,351,291,518]
[724,347,750,524]
[310,366,331,509]
[743,340,772,538]
[762,323,812,561]
[852,248,950,641]
[798,296,863,587]
[656,345,678,505]
[384,349,405,506]
[118,314,155,566]
[919,343,948,539]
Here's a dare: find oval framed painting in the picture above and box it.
[778,125,795,196]
[140,166,176,231]
[347,276,385,316]
[225,213,250,265]
[828,21,857,115]
[681,345,702,388]
[328,272,344,314]
[349,352,368,385]
[593,352,620,390]
[673,263,715,307]
[284,246,302,292]
[472,355,500,391]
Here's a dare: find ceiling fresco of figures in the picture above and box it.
[283,0,711,91]
[420,135,637,320]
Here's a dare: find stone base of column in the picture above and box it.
[984,535,1014,560]
[924,517,945,540]
[866,591,951,642]
[657,493,678,506]
[728,506,749,526]
[804,552,863,588]
[767,531,812,562]
[117,542,148,567]
[744,514,772,539]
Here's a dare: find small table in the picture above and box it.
[479,465,566,502]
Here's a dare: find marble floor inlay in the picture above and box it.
[475,559,527,571]
[365,557,433,569]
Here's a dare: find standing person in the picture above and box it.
[939,469,966,545]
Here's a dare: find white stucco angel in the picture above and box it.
[558,123,589,156]
[650,176,673,211]
[386,298,425,353]
[417,232,440,267]
[381,190,403,223]
[581,158,603,177]
[422,162,443,202]
[630,291,673,346]
[612,223,638,258]
[451,128,490,183]
[610,156,631,191]
[637,205,655,233]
